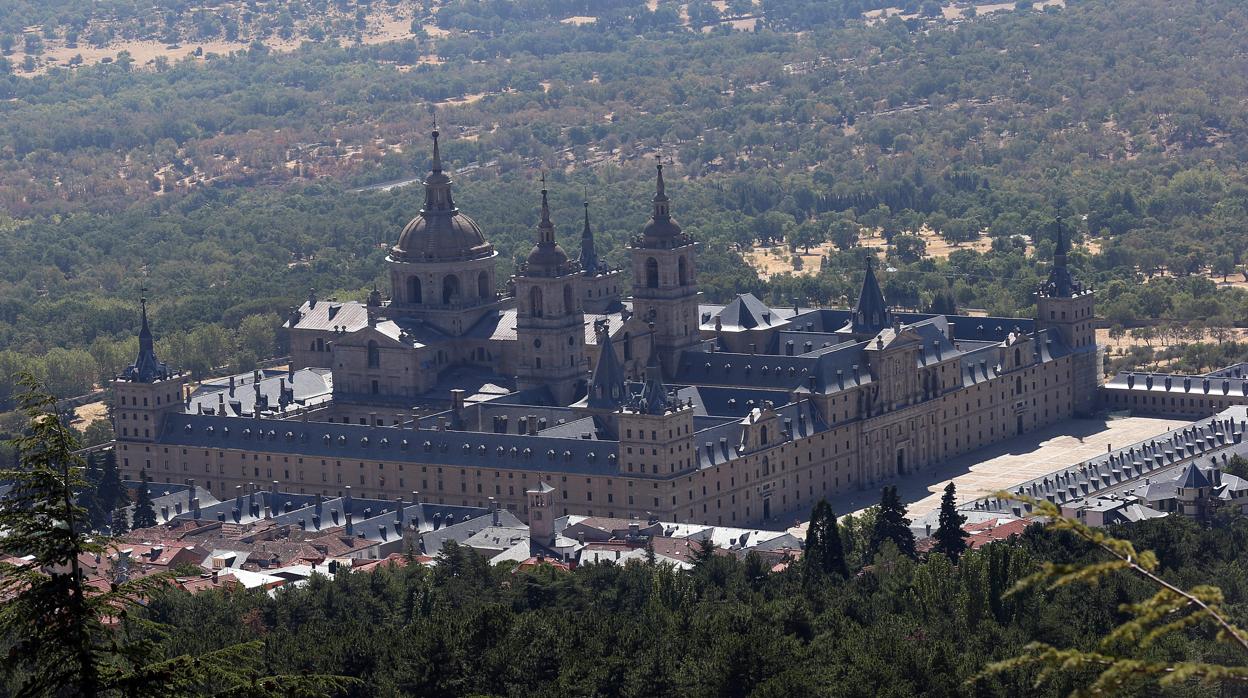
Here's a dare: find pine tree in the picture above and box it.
[0,375,358,697]
[803,499,848,580]
[869,485,916,559]
[932,481,969,561]
[111,507,130,535]
[131,469,158,530]
[691,536,715,566]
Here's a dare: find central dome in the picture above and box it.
[389,130,495,264]
[391,208,494,263]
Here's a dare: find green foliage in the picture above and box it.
[978,493,1248,695]
[131,469,158,530]
[870,485,916,559]
[0,375,355,696]
[803,498,848,580]
[933,481,969,562]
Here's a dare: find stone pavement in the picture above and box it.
[782,415,1189,534]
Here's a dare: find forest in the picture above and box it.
[59,500,1248,696]
[0,0,1243,408]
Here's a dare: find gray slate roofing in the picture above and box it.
[287,299,369,333]
[159,413,624,476]
[711,293,790,332]
[188,369,332,417]
[1104,371,1248,397]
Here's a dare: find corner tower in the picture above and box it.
[386,126,501,336]
[514,184,588,405]
[112,297,186,443]
[630,159,700,377]
[1035,218,1098,413]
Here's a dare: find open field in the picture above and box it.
[743,228,1015,280]
[9,1,424,75]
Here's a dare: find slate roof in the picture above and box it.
[587,328,628,410]
[1104,371,1248,398]
[711,293,790,332]
[287,299,369,333]
[188,368,332,417]
[159,413,623,476]
[850,258,892,335]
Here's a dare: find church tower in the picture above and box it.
[385,126,501,336]
[630,159,700,377]
[112,297,186,444]
[1035,218,1098,413]
[514,184,588,405]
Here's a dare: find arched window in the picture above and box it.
[678,256,688,286]
[645,257,659,288]
[408,277,422,304]
[762,456,770,476]
[563,284,574,314]
[442,275,460,305]
[529,286,543,318]
[760,425,769,445]
[478,271,490,299]
[1014,347,1021,366]
[367,341,380,369]
[1015,376,1023,395]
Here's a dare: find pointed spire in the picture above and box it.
[587,321,627,410]
[538,173,554,244]
[851,255,891,335]
[430,115,442,173]
[580,196,598,273]
[632,322,674,415]
[124,292,170,383]
[652,154,670,221]
[522,173,570,275]
[1040,217,1078,297]
[639,149,682,244]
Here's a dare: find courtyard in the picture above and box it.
[784,414,1190,531]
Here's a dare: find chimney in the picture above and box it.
[228,375,235,397]
[489,497,499,526]
[186,478,196,508]
[396,497,405,525]
[234,485,244,511]
[452,389,465,414]
[528,416,538,436]
[212,570,219,583]
[191,497,200,519]
[345,511,354,536]
[344,486,353,515]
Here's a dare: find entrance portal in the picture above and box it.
[1016,414,1024,436]
[763,497,771,521]
[896,449,905,476]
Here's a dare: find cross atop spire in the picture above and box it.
[538,176,555,244]
[430,123,443,173]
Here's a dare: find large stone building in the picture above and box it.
[112,133,1101,528]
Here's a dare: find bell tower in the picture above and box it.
[1035,218,1098,414]
[630,158,700,377]
[514,182,588,405]
[112,296,186,444]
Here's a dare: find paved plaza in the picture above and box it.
[784,415,1190,531]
